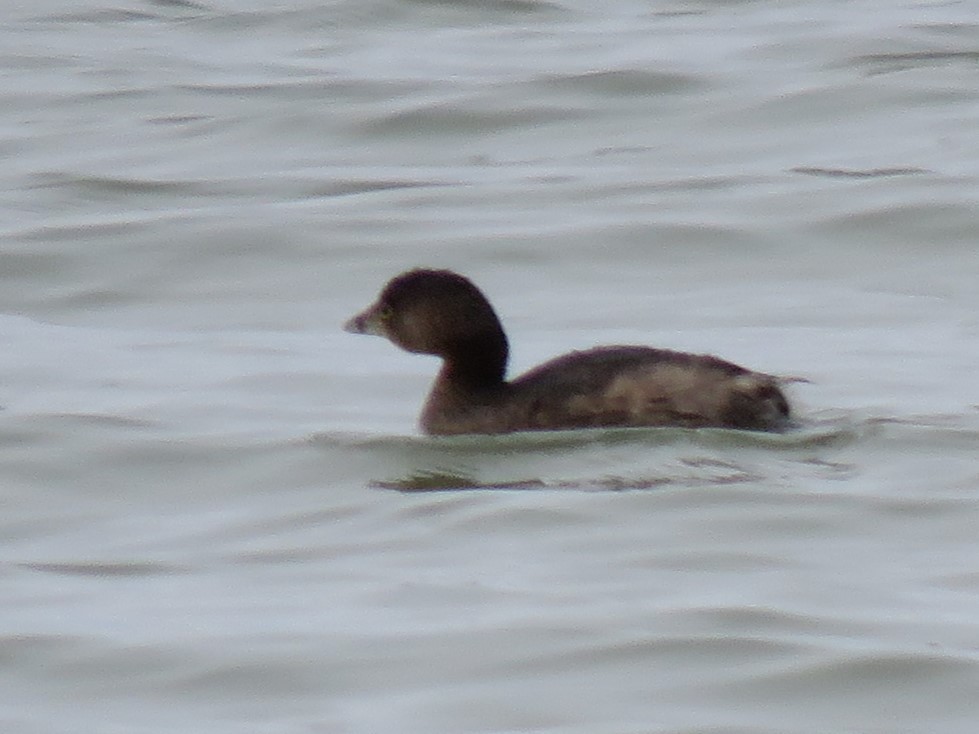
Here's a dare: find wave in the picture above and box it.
[311,414,976,493]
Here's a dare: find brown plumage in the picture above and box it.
[344,269,790,435]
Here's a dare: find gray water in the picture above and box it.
[3,1,979,732]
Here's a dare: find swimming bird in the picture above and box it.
[344,268,790,435]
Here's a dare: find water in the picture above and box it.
[2,1,979,732]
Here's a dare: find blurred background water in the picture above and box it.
[2,1,979,732]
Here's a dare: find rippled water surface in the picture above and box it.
[2,1,979,732]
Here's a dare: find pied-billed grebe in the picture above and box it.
[344,269,790,435]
